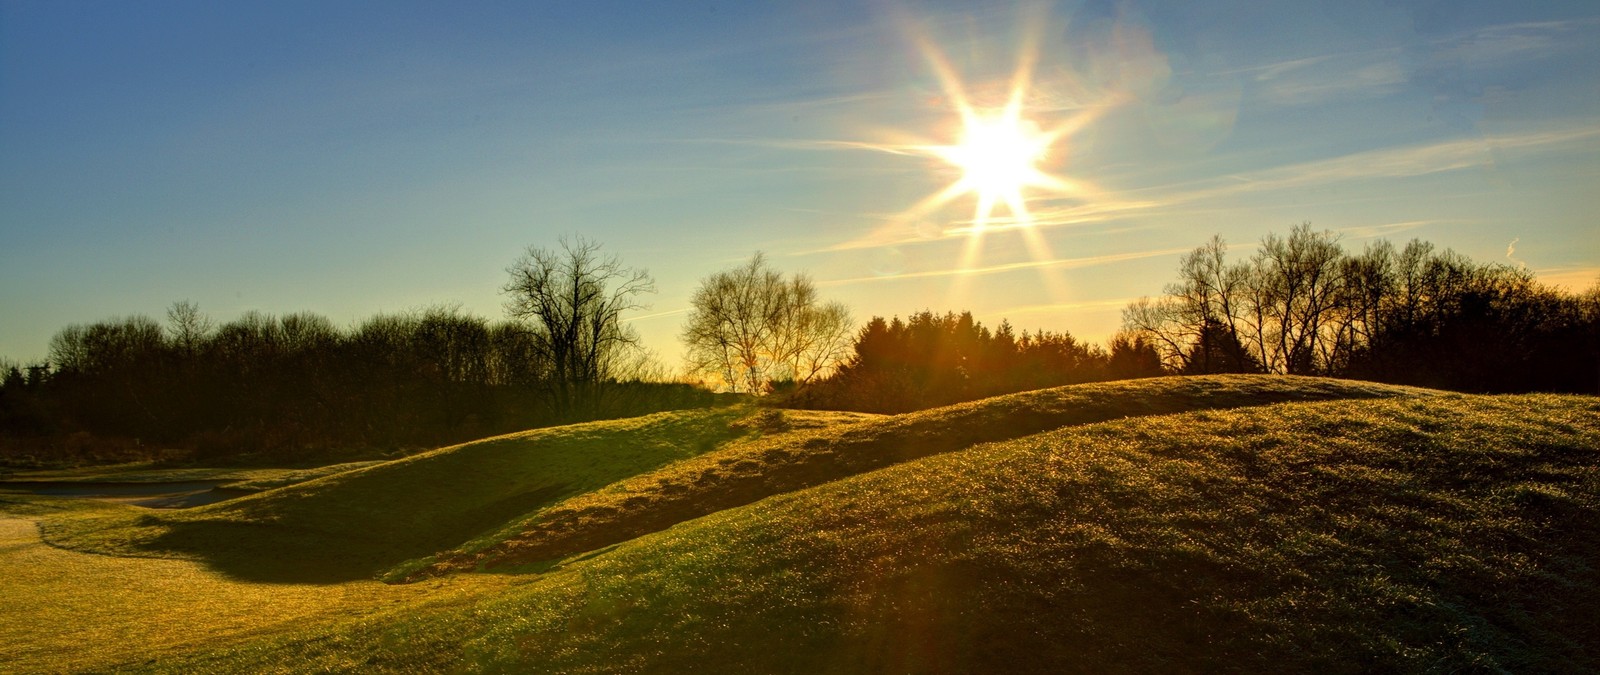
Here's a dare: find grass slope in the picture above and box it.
[39,407,870,582]
[134,391,1600,673]
[419,375,1433,578]
[0,515,505,673]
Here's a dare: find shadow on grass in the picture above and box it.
[426,375,1432,579]
[141,484,571,584]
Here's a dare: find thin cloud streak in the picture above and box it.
[1337,220,1443,239]
[1214,18,1599,108]
[809,198,1160,254]
[819,247,1187,287]
[623,308,689,323]
[815,125,1595,257]
[669,137,934,157]
[1139,125,1600,207]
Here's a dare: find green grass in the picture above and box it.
[5,375,1596,673]
[0,512,507,674]
[419,374,1433,578]
[38,406,865,582]
[144,391,1600,674]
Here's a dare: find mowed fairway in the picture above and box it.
[0,514,508,673]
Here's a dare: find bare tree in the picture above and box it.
[166,300,213,358]
[1242,223,1346,374]
[785,299,854,385]
[682,253,853,393]
[1120,295,1189,371]
[1125,224,1349,375]
[503,236,655,415]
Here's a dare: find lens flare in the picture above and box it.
[820,14,1123,304]
[932,106,1066,233]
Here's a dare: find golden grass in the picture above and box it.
[12,376,1593,673]
[422,374,1434,577]
[38,407,837,582]
[141,391,1600,673]
[0,515,508,673]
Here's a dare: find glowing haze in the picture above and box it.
[2,1,1597,366]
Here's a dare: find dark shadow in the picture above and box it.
[135,483,571,584]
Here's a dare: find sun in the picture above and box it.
[932,107,1063,230]
[884,34,1099,240]
[830,23,1117,281]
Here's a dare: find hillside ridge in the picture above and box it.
[412,375,1435,580]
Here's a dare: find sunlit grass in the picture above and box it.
[419,374,1432,578]
[0,507,509,673]
[36,406,855,583]
[6,377,1596,672]
[129,390,1600,673]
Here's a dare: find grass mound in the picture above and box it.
[145,392,1600,673]
[418,374,1433,579]
[39,407,869,582]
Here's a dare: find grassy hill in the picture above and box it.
[135,389,1600,673]
[415,375,1433,580]
[40,375,1420,584]
[5,375,1597,672]
[38,406,875,582]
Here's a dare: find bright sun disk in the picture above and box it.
[939,113,1052,207]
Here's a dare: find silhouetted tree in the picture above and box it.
[503,236,655,417]
[1107,331,1165,379]
[787,311,1109,413]
[1180,319,1264,375]
[1123,224,1600,393]
[682,253,852,393]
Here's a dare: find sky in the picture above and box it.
[3,0,1597,367]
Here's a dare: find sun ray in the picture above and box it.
[828,17,1127,295]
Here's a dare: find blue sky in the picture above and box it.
[3,0,1597,365]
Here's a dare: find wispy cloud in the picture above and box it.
[1221,18,1600,108]
[805,196,1162,254]
[1249,50,1407,107]
[794,125,1595,257]
[1506,237,1526,269]
[624,308,689,323]
[1336,220,1444,239]
[1152,125,1600,205]
[1432,18,1600,68]
[670,137,930,156]
[819,247,1187,287]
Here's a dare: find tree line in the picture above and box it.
[776,311,1144,413]
[1,238,705,465]
[5,225,1594,466]
[1121,223,1600,393]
